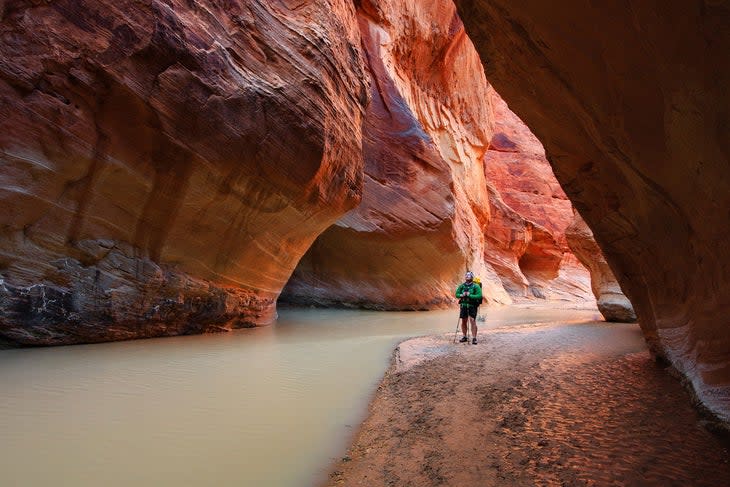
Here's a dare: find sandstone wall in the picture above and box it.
[282,0,595,311]
[281,0,509,309]
[455,0,730,420]
[484,89,593,303]
[0,0,368,344]
[565,211,636,322]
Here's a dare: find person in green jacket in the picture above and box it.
[455,271,482,344]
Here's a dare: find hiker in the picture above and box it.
[455,271,482,344]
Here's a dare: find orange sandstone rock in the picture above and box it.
[484,89,593,303]
[281,0,507,309]
[0,1,368,344]
[455,0,730,420]
[283,1,593,311]
[565,211,636,322]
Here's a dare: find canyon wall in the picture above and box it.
[0,0,368,344]
[282,0,504,309]
[1,0,622,348]
[454,1,730,420]
[483,89,593,304]
[566,211,636,322]
[281,0,592,310]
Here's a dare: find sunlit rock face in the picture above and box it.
[484,89,592,303]
[0,1,368,344]
[282,0,594,311]
[455,1,730,420]
[281,0,509,309]
[565,212,636,322]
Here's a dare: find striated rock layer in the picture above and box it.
[0,1,368,344]
[282,0,595,311]
[454,1,730,420]
[483,89,593,304]
[281,0,506,309]
[566,211,636,323]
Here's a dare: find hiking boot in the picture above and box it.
[472,338,477,345]
[459,336,468,343]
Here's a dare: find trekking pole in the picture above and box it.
[453,314,461,344]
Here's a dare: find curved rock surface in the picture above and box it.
[483,89,593,303]
[0,1,368,344]
[455,1,730,420]
[565,212,636,322]
[282,0,595,311]
[281,0,505,309]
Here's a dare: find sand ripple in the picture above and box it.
[327,321,730,486]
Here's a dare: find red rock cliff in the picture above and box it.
[0,1,368,344]
[281,0,506,309]
[484,88,593,304]
[282,0,594,311]
[454,1,730,420]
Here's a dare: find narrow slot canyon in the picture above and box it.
[1,0,729,485]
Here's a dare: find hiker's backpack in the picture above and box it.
[473,277,483,305]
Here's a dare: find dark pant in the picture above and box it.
[459,305,478,319]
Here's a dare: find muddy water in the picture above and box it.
[0,306,600,487]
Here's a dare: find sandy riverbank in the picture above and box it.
[325,320,730,486]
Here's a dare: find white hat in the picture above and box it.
[465,271,474,279]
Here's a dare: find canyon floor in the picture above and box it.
[325,318,730,486]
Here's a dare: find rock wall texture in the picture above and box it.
[1,0,629,350]
[281,0,596,311]
[565,211,636,322]
[0,0,369,344]
[483,89,593,304]
[454,1,730,420]
[281,0,507,309]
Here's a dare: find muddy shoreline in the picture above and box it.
[324,321,730,486]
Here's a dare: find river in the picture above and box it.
[0,305,601,486]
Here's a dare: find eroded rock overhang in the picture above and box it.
[454,0,730,421]
[0,1,369,343]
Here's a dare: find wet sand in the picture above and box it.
[325,320,730,486]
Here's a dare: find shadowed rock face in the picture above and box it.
[0,1,368,344]
[454,1,730,420]
[566,212,636,322]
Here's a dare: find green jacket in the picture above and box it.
[455,282,482,307]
